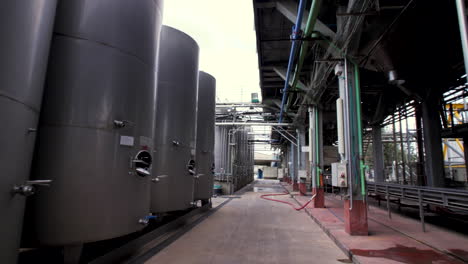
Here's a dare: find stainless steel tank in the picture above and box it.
[0,1,57,262]
[194,72,216,202]
[151,26,199,213]
[29,0,163,246]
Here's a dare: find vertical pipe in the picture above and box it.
[309,107,316,188]
[336,98,345,159]
[456,0,468,84]
[392,114,399,183]
[352,63,366,195]
[344,58,353,208]
[315,107,321,186]
[296,129,301,184]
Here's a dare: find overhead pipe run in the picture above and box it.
[285,0,324,112]
[290,0,323,93]
[278,0,307,123]
[216,122,293,126]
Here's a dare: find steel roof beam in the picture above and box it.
[275,1,336,39]
[273,67,308,91]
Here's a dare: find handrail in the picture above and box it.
[367,181,468,212]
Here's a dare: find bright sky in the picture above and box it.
[163,0,261,103]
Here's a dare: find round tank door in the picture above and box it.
[134,150,152,177]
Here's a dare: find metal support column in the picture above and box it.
[399,110,407,184]
[415,105,426,186]
[422,97,445,187]
[309,106,325,206]
[463,136,468,182]
[337,60,368,235]
[372,126,385,183]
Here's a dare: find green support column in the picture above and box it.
[338,60,368,235]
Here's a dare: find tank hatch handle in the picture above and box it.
[135,168,151,177]
[12,180,52,196]
[151,175,168,183]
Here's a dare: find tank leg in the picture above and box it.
[63,244,83,264]
[201,199,211,208]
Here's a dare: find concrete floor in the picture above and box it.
[145,180,348,264]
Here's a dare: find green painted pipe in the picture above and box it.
[353,65,366,196]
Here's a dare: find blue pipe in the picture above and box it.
[278,0,307,123]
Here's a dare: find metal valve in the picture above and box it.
[194,174,205,179]
[139,215,157,225]
[12,180,52,196]
[113,120,134,128]
[172,140,180,146]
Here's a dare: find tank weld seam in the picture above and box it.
[53,32,156,70]
[0,91,40,113]
[40,123,120,131]
[155,143,194,149]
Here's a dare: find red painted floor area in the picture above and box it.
[282,183,468,264]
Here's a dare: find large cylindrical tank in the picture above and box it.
[214,126,231,179]
[29,0,163,246]
[194,72,216,202]
[0,1,57,262]
[151,26,199,213]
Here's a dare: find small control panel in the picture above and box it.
[331,162,347,187]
